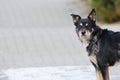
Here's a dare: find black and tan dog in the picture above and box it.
[71,9,120,80]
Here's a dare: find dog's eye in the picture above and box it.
[80,23,83,26]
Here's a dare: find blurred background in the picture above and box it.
[0,0,120,80]
[0,0,91,69]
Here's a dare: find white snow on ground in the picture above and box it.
[2,66,95,80]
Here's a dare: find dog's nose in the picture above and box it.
[81,31,86,35]
[81,28,86,35]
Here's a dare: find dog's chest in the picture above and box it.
[86,42,99,56]
[82,41,89,48]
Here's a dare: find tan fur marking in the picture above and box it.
[73,19,76,23]
[105,67,110,80]
[85,23,88,26]
[89,55,110,80]
[76,16,79,20]
[73,17,79,23]
[89,55,98,67]
[80,22,83,26]
[89,55,104,80]
[96,70,103,80]
[90,13,96,21]
[89,15,92,18]
[78,30,92,47]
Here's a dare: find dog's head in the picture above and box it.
[71,9,97,42]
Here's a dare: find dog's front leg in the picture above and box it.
[91,62,103,80]
[105,67,109,80]
[89,55,103,80]
[89,55,110,80]
[92,63,108,80]
[98,65,109,80]
[89,55,109,80]
[96,68,103,80]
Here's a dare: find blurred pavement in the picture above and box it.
[0,0,90,69]
[0,0,120,80]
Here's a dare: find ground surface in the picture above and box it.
[0,0,120,80]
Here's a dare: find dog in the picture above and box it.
[71,9,120,80]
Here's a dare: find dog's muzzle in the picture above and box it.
[81,28,86,36]
[76,27,87,37]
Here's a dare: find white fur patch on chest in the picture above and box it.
[82,41,89,48]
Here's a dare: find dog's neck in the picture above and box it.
[82,40,89,48]
[81,32,97,48]
[83,28,103,48]
[89,28,103,42]
[88,31,99,42]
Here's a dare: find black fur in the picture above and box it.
[71,9,120,80]
[87,29,120,66]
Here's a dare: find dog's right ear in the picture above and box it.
[71,14,81,26]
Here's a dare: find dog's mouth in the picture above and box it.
[77,30,92,42]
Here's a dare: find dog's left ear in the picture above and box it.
[88,9,96,22]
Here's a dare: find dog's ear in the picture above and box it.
[88,9,96,22]
[71,14,81,26]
